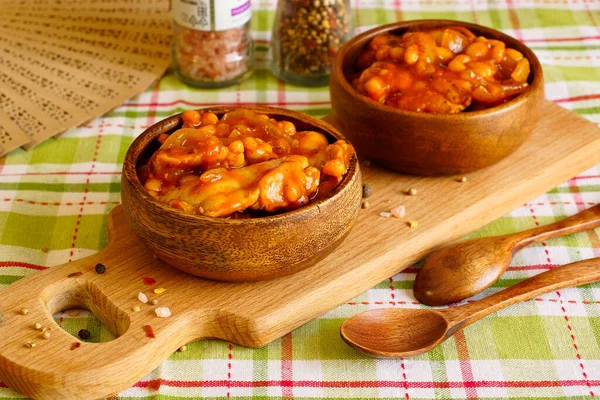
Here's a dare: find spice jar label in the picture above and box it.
[172,0,251,31]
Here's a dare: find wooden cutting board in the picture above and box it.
[0,100,599,400]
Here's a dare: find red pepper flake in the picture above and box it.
[142,277,156,286]
[71,342,81,350]
[147,380,161,391]
[144,325,156,339]
[68,272,82,278]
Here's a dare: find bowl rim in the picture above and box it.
[333,19,544,118]
[122,105,360,225]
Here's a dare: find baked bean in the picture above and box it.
[465,41,489,59]
[351,27,531,113]
[506,48,523,61]
[511,58,530,82]
[404,45,420,65]
[448,55,471,72]
[375,45,391,61]
[390,46,405,60]
[181,110,201,127]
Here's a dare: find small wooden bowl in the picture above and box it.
[121,106,362,281]
[329,20,545,175]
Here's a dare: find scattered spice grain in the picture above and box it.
[25,342,35,348]
[34,322,42,330]
[71,342,81,350]
[68,272,82,278]
[155,307,172,318]
[42,331,51,340]
[138,292,149,304]
[41,246,49,253]
[459,176,468,183]
[151,299,159,305]
[19,308,29,315]
[78,329,91,340]
[363,160,371,167]
[362,183,372,198]
[361,200,369,209]
[143,277,156,286]
[391,205,406,218]
[144,325,156,339]
[408,221,419,228]
[179,345,187,352]
[95,263,106,274]
[153,287,166,294]
[69,310,80,317]
[408,187,418,196]
[132,306,141,313]
[379,211,392,218]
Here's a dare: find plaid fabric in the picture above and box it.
[1,1,600,399]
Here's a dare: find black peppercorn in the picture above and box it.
[78,329,91,340]
[95,263,106,274]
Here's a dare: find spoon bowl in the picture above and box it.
[341,309,449,357]
[414,236,520,306]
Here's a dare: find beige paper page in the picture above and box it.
[0,0,172,156]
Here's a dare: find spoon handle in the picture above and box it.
[445,257,600,330]
[515,203,600,250]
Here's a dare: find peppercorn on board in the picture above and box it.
[0,99,599,399]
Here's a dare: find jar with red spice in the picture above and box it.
[270,0,353,86]
[171,0,254,88]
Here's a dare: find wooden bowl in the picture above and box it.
[121,106,362,281]
[329,19,545,175]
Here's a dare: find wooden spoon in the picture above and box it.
[413,204,600,306]
[341,256,600,358]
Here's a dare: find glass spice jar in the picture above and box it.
[171,0,254,88]
[270,0,353,87]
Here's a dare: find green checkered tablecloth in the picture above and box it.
[2,1,600,399]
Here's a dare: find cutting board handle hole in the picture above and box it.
[42,279,130,340]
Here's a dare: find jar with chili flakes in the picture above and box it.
[171,0,254,88]
[270,0,354,86]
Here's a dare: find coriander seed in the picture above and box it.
[132,306,141,312]
[25,342,36,348]
[408,187,417,196]
[179,345,187,352]
[459,176,467,183]
[42,331,51,339]
[151,299,159,305]
[362,183,372,198]
[34,322,42,330]
[19,307,29,315]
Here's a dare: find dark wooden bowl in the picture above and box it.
[329,20,544,175]
[121,106,362,281]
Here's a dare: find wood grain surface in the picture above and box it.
[0,100,599,399]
